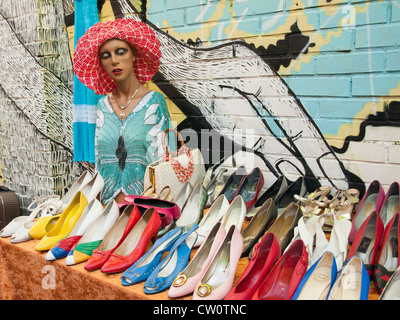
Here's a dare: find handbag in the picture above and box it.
[0,186,21,230]
[143,129,206,201]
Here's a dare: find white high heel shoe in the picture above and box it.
[58,170,93,213]
[0,195,61,239]
[45,198,104,261]
[221,195,247,232]
[65,200,120,266]
[194,195,230,247]
[173,182,207,229]
[79,172,104,204]
[289,212,351,270]
[175,182,193,211]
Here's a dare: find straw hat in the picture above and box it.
[73,19,161,95]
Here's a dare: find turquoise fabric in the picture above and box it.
[95,91,173,204]
[72,0,102,163]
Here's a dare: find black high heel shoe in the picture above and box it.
[274,176,308,212]
[217,166,247,203]
[235,167,264,210]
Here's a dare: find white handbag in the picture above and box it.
[143,129,206,201]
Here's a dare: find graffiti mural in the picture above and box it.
[1,0,400,209]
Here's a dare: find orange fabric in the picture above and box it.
[0,237,180,300]
[0,232,380,300]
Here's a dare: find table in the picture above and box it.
[0,231,380,300]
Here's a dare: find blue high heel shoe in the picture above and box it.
[143,224,198,294]
[121,226,185,286]
[292,251,337,300]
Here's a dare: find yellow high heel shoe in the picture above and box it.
[29,214,61,240]
[35,191,88,251]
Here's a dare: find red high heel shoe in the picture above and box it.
[101,207,162,274]
[374,212,399,293]
[252,239,308,300]
[84,204,140,271]
[347,210,384,277]
[225,233,281,300]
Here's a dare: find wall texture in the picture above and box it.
[0,0,399,211]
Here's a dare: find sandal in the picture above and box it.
[294,186,333,216]
[323,188,359,231]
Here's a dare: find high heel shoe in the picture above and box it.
[143,224,198,294]
[347,210,384,277]
[193,225,243,300]
[241,198,278,257]
[175,182,193,211]
[373,212,399,293]
[58,170,93,213]
[123,195,181,227]
[121,226,185,286]
[327,256,370,300]
[235,167,264,210]
[194,195,229,248]
[379,182,400,227]
[275,176,308,213]
[84,204,141,271]
[168,222,226,298]
[349,180,385,243]
[173,182,207,229]
[28,214,61,240]
[217,166,247,203]
[225,233,281,300]
[204,167,227,208]
[0,195,61,238]
[292,251,337,300]
[316,212,351,270]
[379,265,400,300]
[79,172,104,203]
[249,202,302,259]
[246,175,291,219]
[35,191,88,251]
[221,195,247,232]
[252,239,308,300]
[101,207,162,274]
[45,198,104,260]
[65,200,120,266]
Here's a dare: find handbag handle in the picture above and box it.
[162,128,187,158]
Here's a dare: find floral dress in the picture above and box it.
[95,90,172,204]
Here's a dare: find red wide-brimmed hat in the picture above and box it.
[73,19,161,95]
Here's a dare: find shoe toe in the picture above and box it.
[45,250,56,261]
[65,254,76,266]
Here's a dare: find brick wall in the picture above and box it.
[0,0,399,213]
[146,0,400,193]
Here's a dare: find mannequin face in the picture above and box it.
[99,39,137,84]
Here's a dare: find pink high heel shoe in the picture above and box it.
[168,222,226,298]
[192,225,243,300]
